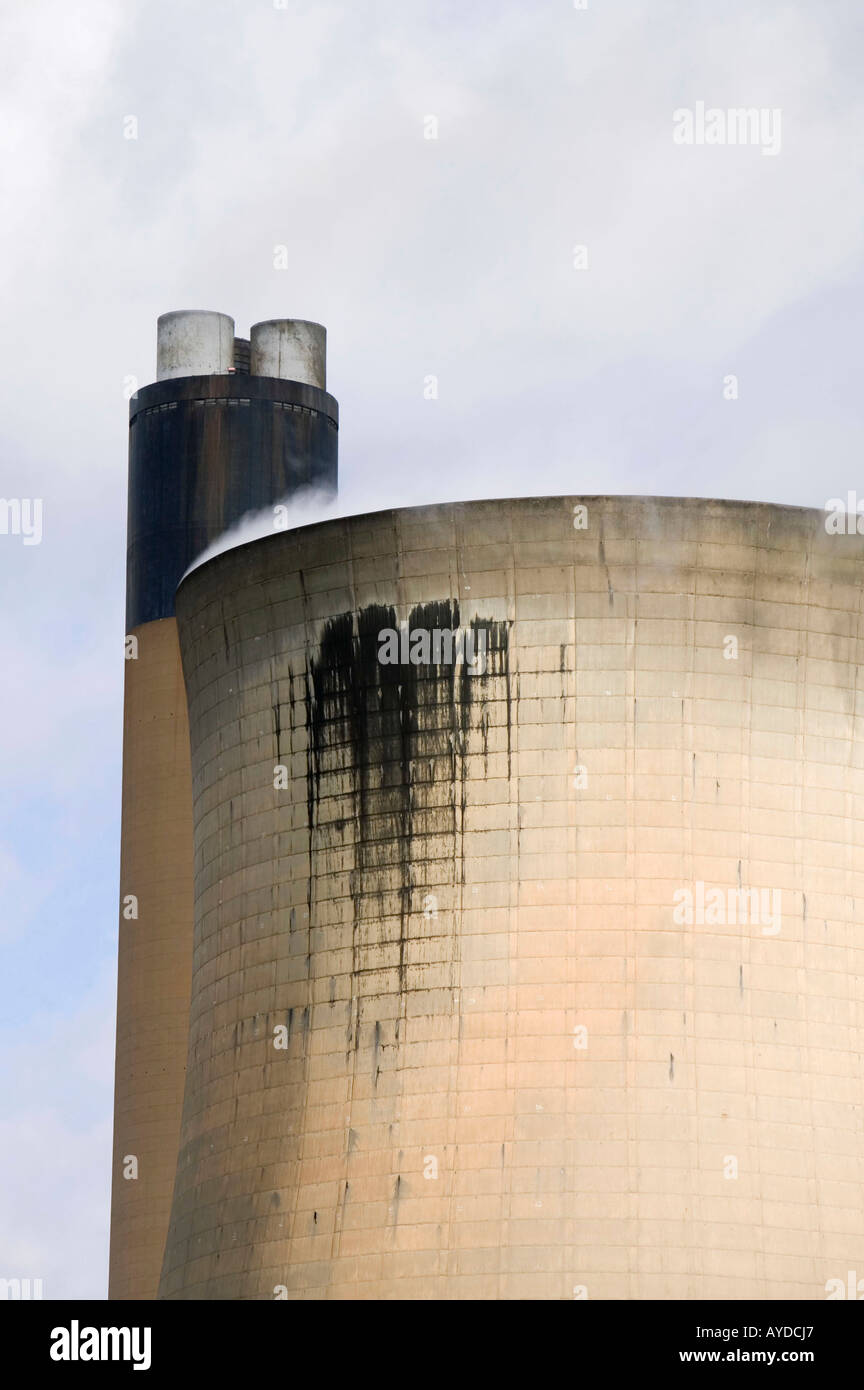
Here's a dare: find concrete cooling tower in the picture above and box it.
[112,315,864,1301]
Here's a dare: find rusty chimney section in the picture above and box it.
[109,310,338,1300]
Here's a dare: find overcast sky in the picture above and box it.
[2,0,863,1299]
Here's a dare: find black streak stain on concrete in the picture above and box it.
[373,1020,381,1085]
[305,601,511,1046]
[392,1174,401,1225]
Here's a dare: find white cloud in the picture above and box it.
[0,969,114,1298]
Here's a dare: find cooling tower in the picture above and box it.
[110,312,338,1300]
[152,495,864,1300]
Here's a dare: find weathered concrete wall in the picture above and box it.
[161,496,864,1299]
[110,617,194,1300]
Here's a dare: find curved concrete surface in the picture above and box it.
[159,496,864,1299]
